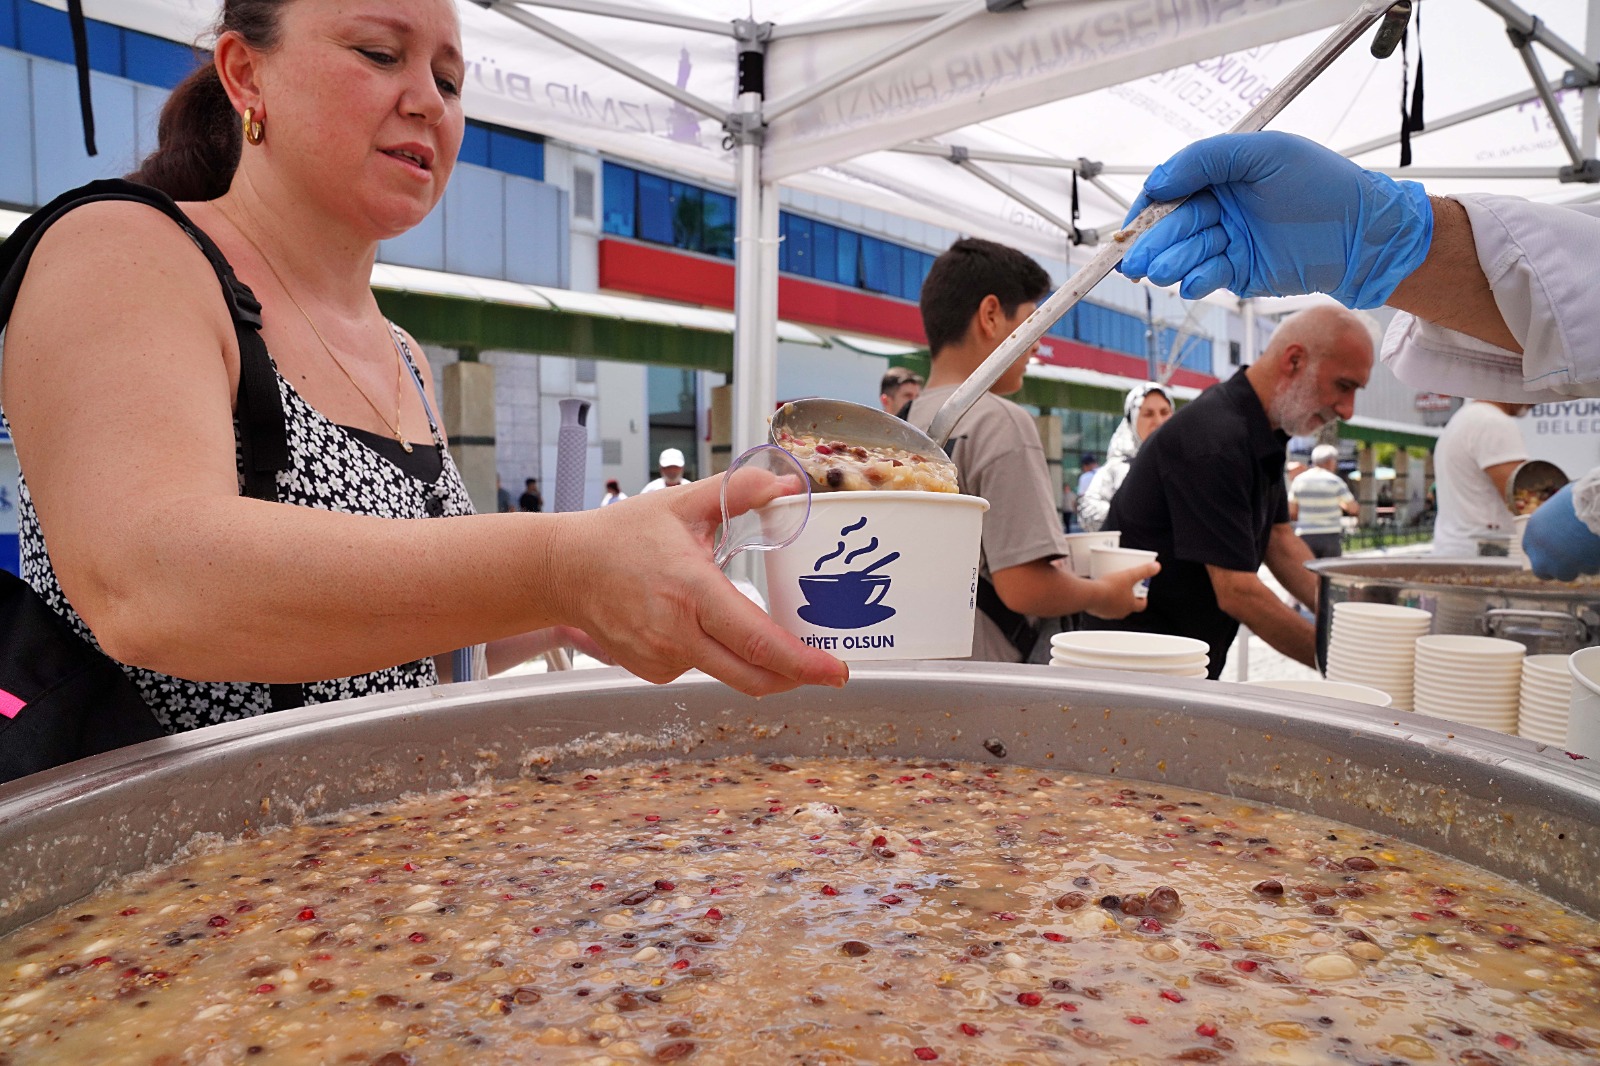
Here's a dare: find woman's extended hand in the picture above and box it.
[550,470,848,696]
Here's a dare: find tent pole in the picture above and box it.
[770,3,967,39]
[1242,299,1257,369]
[1336,84,1551,158]
[1585,0,1600,159]
[949,153,1090,243]
[1478,0,1600,81]
[480,1,725,121]
[508,0,732,36]
[731,113,766,459]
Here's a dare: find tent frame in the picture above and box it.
[477,0,1600,455]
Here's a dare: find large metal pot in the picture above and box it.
[1309,557,1600,668]
[2,663,1598,936]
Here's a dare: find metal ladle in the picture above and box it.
[772,0,1410,459]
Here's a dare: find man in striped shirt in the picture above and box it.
[1289,444,1357,558]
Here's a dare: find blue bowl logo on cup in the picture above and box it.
[797,517,900,630]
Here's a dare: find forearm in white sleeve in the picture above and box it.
[1570,467,1600,536]
[1382,194,1600,402]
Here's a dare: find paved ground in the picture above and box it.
[505,539,1437,682]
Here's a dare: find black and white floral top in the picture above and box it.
[11,329,474,733]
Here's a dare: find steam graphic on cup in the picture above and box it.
[797,517,901,630]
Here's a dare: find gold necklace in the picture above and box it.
[221,205,413,453]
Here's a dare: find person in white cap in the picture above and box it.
[640,448,692,494]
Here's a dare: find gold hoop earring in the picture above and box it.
[243,107,264,146]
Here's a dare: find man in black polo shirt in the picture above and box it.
[1087,305,1373,677]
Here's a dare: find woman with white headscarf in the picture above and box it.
[1077,383,1174,533]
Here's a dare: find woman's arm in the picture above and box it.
[4,203,843,696]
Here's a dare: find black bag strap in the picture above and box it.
[1,179,304,712]
[976,575,1039,661]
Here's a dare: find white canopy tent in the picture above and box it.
[65,0,1600,452]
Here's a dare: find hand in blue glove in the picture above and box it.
[1524,484,1600,581]
[1119,132,1434,309]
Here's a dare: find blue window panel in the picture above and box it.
[786,214,812,277]
[379,196,445,271]
[669,181,702,251]
[701,189,733,259]
[810,221,837,283]
[861,236,902,297]
[636,171,673,245]
[487,129,542,182]
[505,175,566,286]
[0,0,18,50]
[0,50,33,205]
[602,162,634,237]
[32,63,139,199]
[443,164,506,278]
[458,123,491,168]
[123,32,201,89]
[835,228,859,288]
[18,2,120,74]
[777,212,792,272]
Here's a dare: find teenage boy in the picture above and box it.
[905,238,1155,663]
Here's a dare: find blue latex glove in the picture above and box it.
[1524,484,1600,581]
[1119,132,1434,308]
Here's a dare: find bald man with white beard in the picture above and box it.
[1085,305,1374,676]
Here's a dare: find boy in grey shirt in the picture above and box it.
[906,239,1155,662]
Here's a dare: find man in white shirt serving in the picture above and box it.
[1289,444,1357,559]
[1111,130,1600,580]
[1431,401,1529,558]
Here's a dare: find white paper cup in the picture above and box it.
[1062,531,1120,577]
[1050,630,1208,661]
[1089,546,1159,597]
[1566,646,1600,756]
[1245,678,1394,707]
[759,491,988,661]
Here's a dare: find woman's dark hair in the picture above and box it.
[127,1,290,201]
[919,237,1051,358]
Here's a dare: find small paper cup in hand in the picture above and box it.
[758,491,989,660]
[1062,531,1120,577]
[1089,546,1159,597]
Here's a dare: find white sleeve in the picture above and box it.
[1381,194,1600,402]
[1572,467,1600,536]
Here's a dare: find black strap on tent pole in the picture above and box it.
[1398,6,1424,167]
[65,0,98,157]
[1069,169,1082,246]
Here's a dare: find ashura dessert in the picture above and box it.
[1,756,1596,1064]
[777,431,959,494]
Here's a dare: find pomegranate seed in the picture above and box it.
[958,1023,981,1036]
[1411,912,1433,921]
[403,863,417,871]
[530,927,543,935]
[1128,1016,1149,1025]
[118,908,139,916]
[590,882,606,891]
[1058,1002,1078,1012]
[821,886,839,897]
[1160,989,1184,1003]
[881,895,903,905]
[707,809,719,815]
[206,915,229,927]
[254,983,275,993]
[654,880,676,892]
[585,945,603,955]
[1016,992,1043,1007]
[1042,932,1065,943]
[1495,1034,1521,1050]
[1196,1023,1219,1037]
[873,835,888,847]
[1139,917,1162,933]
[815,444,833,454]
[89,956,112,966]
[1232,960,1258,972]
[644,815,660,822]
[670,959,690,970]
[296,908,316,921]
[912,1049,938,1061]
[705,908,724,921]
[1199,941,1221,951]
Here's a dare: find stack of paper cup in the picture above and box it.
[1324,602,1432,711]
[1566,647,1600,758]
[1413,634,1524,731]
[1518,654,1572,745]
[1050,631,1209,678]
[1508,516,1531,568]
